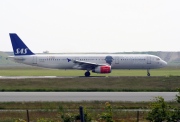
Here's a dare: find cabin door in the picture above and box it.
[33,56,37,64]
[147,56,151,64]
[115,57,119,64]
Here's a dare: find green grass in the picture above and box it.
[0,101,179,122]
[0,101,179,110]
[0,68,180,91]
[0,68,180,76]
[0,76,180,91]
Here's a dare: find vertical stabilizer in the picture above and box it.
[9,33,34,56]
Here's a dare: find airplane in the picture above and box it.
[8,33,167,77]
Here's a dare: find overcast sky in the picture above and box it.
[1,0,180,53]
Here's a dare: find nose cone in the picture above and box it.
[161,60,167,67]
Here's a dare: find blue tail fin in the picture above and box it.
[9,33,34,56]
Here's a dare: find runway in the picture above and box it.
[0,92,178,102]
[0,76,163,79]
[0,76,70,79]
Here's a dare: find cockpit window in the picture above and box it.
[156,58,160,60]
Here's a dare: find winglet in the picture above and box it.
[9,33,34,56]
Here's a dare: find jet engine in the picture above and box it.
[92,66,111,73]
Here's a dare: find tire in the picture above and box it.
[85,71,90,77]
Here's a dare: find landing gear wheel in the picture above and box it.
[85,71,90,77]
[147,69,150,76]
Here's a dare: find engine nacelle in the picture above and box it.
[92,66,111,73]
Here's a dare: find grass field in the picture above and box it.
[0,76,180,92]
[0,101,179,122]
[0,68,180,91]
[0,67,180,76]
[0,67,180,121]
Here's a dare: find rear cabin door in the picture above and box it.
[33,56,37,64]
[115,57,119,64]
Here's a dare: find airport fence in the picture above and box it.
[0,108,149,122]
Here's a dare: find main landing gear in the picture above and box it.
[147,69,150,76]
[85,71,90,77]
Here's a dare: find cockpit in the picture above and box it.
[156,58,160,61]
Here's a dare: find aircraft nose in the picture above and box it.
[161,60,167,67]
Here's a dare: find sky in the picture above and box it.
[1,0,180,53]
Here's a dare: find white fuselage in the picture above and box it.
[8,54,167,70]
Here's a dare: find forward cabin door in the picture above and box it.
[147,56,151,64]
[33,56,37,64]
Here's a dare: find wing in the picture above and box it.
[72,59,109,70]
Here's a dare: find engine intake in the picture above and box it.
[92,66,111,73]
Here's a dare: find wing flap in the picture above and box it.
[72,60,109,70]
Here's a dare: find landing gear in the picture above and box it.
[85,71,90,77]
[147,69,150,76]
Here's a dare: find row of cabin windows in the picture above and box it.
[39,58,146,61]
[121,59,146,60]
[39,59,105,61]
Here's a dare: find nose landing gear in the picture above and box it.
[147,69,150,76]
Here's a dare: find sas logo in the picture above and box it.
[15,48,29,54]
